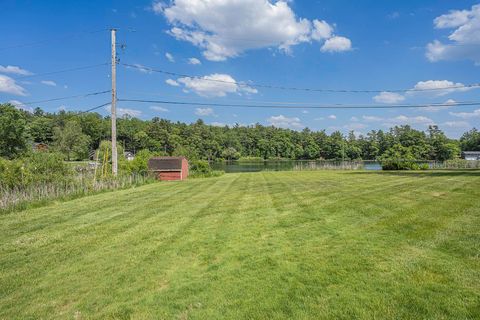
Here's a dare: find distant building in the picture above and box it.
[32,143,48,152]
[148,157,189,181]
[462,151,480,161]
[124,151,135,161]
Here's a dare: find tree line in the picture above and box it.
[1,103,479,161]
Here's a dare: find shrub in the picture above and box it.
[189,160,224,178]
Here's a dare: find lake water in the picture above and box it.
[212,160,383,173]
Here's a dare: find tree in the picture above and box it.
[460,128,480,151]
[0,103,29,159]
[53,120,90,160]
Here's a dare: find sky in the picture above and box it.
[1,0,480,138]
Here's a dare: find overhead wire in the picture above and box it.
[117,98,480,109]
[15,63,110,79]
[121,62,480,93]
[20,90,110,105]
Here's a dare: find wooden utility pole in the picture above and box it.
[111,28,118,176]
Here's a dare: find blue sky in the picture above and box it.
[1,0,479,138]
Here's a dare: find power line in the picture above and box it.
[77,102,111,114]
[15,63,109,79]
[0,29,107,51]
[122,62,480,94]
[118,98,480,109]
[20,90,110,106]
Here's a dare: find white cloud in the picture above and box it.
[177,73,257,97]
[321,36,352,52]
[0,74,27,96]
[165,79,180,86]
[384,115,435,126]
[302,110,309,114]
[311,20,333,40]
[410,80,471,96]
[362,114,435,127]
[165,52,175,62]
[362,115,383,122]
[0,65,33,76]
[105,105,142,117]
[449,108,480,119]
[188,57,201,65]
[267,114,303,129]
[155,0,351,61]
[327,114,337,120]
[129,63,152,74]
[422,99,457,112]
[314,117,325,121]
[426,4,480,64]
[118,108,142,117]
[350,116,359,121]
[41,80,57,87]
[8,100,33,112]
[344,123,368,130]
[195,107,215,116]
[150,106,169,112]
[443,120,471,128]
[373,91,405,104]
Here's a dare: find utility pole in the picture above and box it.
[111,28,118,176]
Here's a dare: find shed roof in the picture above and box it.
[148,157,186,171]
[463,151,480,154]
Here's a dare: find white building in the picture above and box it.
[462,151,480,161]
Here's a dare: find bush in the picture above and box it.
[238,156,264,162]
[189,160,225,178]
[0,152,71,189]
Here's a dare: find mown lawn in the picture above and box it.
[0,171,479,319]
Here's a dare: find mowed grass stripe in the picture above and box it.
[0,171,478,319]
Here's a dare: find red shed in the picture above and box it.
[148,157,189,181]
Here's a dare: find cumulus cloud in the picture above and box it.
[267,114,303,129]
[154,0,352,61]
[0,74,27,96]
[150,106,169,112]
[195,107,215,116]
[373,91,405,104]
[426,4,480,64]
[165,52,175,62]
[344,123,368,130]
[41,80,57,87]
[328,114,337,120]
[176,73,257,97]
[0,65,33,76]
[188,57,201,65]
[320,36,352,53]
[449,108,480,119]
[410,80,472,96]
[362,115,383,122]
[165,79,180,86]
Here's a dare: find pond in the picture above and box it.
[211,160,383,173]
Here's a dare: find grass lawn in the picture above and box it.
[0,171,479,319]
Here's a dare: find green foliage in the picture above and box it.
[238,156,264,162]
[1,105,476,164]
[380,144,421,170]
[0,103,28,159]
[190,160,211,174]
[460,128,480,151]
[0,152,71,189]
[121,149,156,175]
[53,120,90,160]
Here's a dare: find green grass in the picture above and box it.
[0,171,479,319]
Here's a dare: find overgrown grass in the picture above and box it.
[0,174,153,213]
[0,171,479,319]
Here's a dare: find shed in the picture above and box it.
[462,151,480,161]
[148,157,189,181]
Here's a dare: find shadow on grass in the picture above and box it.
[346,170,480,178]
